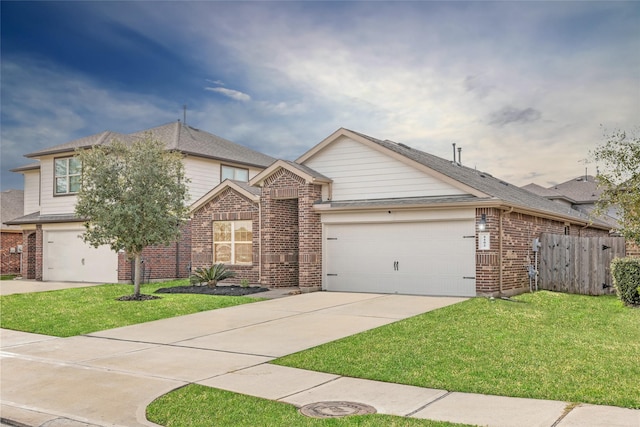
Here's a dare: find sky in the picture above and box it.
[1,1,639,191]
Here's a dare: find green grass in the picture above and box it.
[275,291,640,409]
[1,274,18,280]
[0,279,260,337]
[146,384,473,427]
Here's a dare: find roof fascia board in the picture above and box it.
[190,180,259,215]
[297,128,489,198]
[249,159,331,187]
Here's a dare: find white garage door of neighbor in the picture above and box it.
[324,221,476,297]
[43,230,118,283]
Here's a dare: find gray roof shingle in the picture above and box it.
[25,122,275,168]
[1,189,25,230]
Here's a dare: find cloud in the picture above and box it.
[488,106,542,127]
[463,75,495,99]
[205,86,251,102]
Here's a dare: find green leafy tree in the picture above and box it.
[591,128,640,245]
[75,135,190,298]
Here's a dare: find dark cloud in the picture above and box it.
[488,106,542,127]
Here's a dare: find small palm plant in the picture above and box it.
[190,263,236,288]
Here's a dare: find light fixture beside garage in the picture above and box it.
[478,214,487,231]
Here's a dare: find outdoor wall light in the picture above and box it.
[478,214,487,231]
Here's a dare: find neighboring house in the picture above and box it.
[1,189,25,275]
[522,175,619,228]
[191,128,612,297]
[8,122,275,283]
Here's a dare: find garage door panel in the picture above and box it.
[325,221,475,297]
[43,230,118,283]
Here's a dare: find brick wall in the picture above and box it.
[475,208,610,296]
[24,232,37,279]
[260,169,302,287]
[191,188,260,285]
[298,183,323,291]
[117,221,192,282]
[1,232,22,275]
[626,241,640,257]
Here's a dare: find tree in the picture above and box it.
[591,128,640,246]
[75,135,190,298]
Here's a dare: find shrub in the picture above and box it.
[611,257,640,306]
[190,264,236,288]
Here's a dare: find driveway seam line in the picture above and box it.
[404,391,452,416]
[276,375,344,401]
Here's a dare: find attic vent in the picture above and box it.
[480,174,486,178]
[397,143,411,149]
[499,181,509,186]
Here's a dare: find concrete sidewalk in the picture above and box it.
[2,291,639,427]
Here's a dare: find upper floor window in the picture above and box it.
[54,157,82,195]
[221,165,249,182]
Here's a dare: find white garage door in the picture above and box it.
[43,230,118,283]
[324,221,476,297]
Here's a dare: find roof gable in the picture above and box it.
[190,179,260,215]
[299,128,610,228]
[249,159,331,187]
[297,128,488,198]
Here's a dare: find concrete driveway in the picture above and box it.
[1,292,465,426]
[2,290,639,427]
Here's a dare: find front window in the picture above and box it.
[54,157,82,195]
[221,165,249,182]
[213,220,252,264]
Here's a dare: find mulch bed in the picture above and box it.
[155,285,269,297]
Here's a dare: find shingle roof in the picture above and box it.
[521,183,570,200]
[282,160,332,181]
[1,190,24,230]
[230,180,262,196]
[4,211,84,226]
[25,122,275,168]
[550,175,601,203]
[10,162,41,172]
[344,129,608,227]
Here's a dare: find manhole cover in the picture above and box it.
[299,401,377,418]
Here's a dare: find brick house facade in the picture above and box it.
[1,231,23,275]
[20,223,192,283]
[475,208,610,296]
[190,166,324,291]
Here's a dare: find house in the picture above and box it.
[8,122,275,284]
[522,175,619,228]
[191,128,612,297]
[1,189,25,275]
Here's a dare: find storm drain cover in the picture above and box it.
[299,401,377,418]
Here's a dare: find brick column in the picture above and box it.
[298,183,322,292]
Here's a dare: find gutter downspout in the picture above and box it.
[258,198,263,285]
[499,207,514,297]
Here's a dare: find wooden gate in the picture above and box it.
[539,233,626,295]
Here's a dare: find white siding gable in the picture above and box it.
[23,169,40,215]
[304,136,467,201]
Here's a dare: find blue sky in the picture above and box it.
[2,1,638,191]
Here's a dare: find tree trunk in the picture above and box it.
[133,253,142,297]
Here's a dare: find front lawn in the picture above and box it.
[0,280,260,337]
[147,384,473,427]
[275,291,640,409]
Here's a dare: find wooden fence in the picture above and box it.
[538,233,626,295]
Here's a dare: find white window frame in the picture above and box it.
[213,220,252,264]
[221,165,249,182]
[54,156,82,195]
